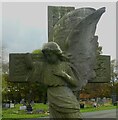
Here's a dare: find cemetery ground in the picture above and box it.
[2,102,117,119]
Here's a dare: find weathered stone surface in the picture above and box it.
[89,55,111,83]
[48,6,75,39]
[49,6,106,89]
[9,53,44,82]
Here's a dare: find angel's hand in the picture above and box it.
[25,53,33,69]
[54,71,78,87]
[53,71,71,79]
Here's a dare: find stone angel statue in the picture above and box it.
[9,7,105,119]
[25,42,82,118]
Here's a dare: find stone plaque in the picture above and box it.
[9,53,43,82]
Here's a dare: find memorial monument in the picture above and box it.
[9,6,109,119]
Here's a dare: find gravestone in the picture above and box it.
[20,106,26,110]
[9,53,43,82]
[26,104,33,114]
[10,103,15,108]
[2,103,10,108]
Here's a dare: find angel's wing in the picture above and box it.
[49,7,105,90]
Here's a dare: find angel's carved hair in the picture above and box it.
[42,42,69,62]
[42,42,62,54]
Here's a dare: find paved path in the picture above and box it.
[42,109,117,119]
[82,109,117,118]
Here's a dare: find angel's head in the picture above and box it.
[42,42,63,63]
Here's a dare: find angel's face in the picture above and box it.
[43,50,59,64]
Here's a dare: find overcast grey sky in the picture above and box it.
[2,2,116,61]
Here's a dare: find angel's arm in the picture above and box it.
[24,53,34,81]
[25,53,44,82]
[61,71,78,87]
[54,63,79,87]
[25,53,33,69]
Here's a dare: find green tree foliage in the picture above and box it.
[80,83,112,98]
[32,49,42,54]
[2,73,21,102]
[114,82,118,96]
[110,60,118,102]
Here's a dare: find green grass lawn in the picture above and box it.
[2,103,117,119]
[80,104,117,113]
[2,103,49,119]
